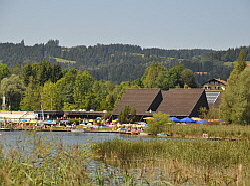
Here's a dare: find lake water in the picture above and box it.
[0,132,205,185]
[0,131,197,148]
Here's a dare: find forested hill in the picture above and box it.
[1,40,249,84]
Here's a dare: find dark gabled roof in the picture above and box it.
[157,89,207,117]
[202,78,228,86]
[112,88,162,115]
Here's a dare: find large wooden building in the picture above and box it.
[202,78,227,90]
[112,88,209,118]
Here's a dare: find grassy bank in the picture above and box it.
[160,124,250,139]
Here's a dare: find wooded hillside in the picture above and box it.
[1,40,250,85]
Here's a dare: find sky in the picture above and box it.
[1,0,250,50]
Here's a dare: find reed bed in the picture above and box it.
[0,132,97,186]
[93,139,250,185]
[163,124,250,139]
[1,130,250,185]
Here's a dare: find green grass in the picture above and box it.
[224,61,250,67]
[53,58,76,63]
[157,124,250,139]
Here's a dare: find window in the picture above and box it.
[206,92,220,103]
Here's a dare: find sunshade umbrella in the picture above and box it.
[143,117,154,120]
[179,117,196,123]
[196,119,211,124]
[170,117,180,122]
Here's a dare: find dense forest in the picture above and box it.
[1,40,249,85]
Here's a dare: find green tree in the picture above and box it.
[41,81,62,110]
[167,64,185,88]
[1,74,26,110]
[11,64,22,76]
[73,71,94,109]
[35,61,53,86]
[0,63,10,80]
[145,112,170,135]
[231,67,250,124]
[220,50,247,123]
[51,63,63,83]
[23,64,34,86]
[118,106,136,124]
[141,61,167,88]
[56,69,78,110]
[181,69,197,88]
[20,77,41,110]
[199,107,221,120]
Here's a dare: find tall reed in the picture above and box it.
[163,124,250,139]
[0,132,95,186]
[93,139,250,185]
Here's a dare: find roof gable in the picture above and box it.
[157,89,207,117]
[112,88,162,115]
[202,78,227,86]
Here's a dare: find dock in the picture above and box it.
[0,128,71,132]
[84,129,132,134]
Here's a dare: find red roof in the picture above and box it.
[203,78,227,86]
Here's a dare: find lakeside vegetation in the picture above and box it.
[93,138,250,185]
[151,123,250,139]
[1,125,250,185]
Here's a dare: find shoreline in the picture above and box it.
[0,128,238,141]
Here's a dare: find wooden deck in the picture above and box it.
[84,129,132,134]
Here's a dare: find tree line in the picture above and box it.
[0,60,197,111]
[2,40,248,85]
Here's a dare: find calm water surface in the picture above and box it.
[0,131,196,147]
[0,131,201,185]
